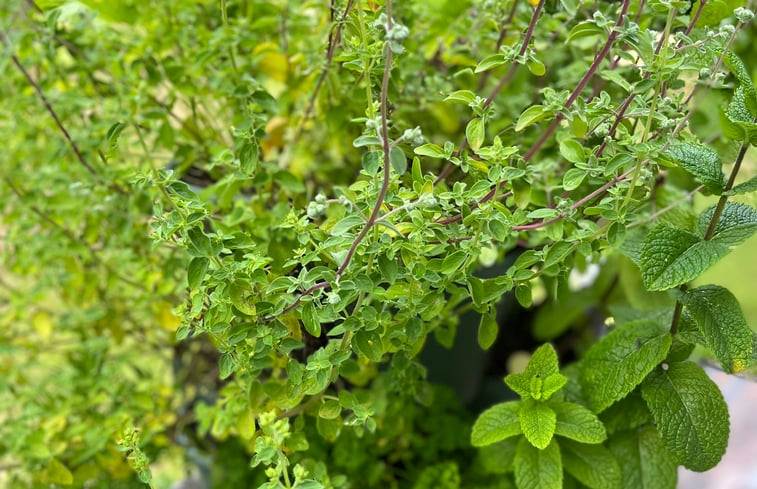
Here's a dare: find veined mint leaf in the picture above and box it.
[698,201,757,246]
[550,401,606,444]
[471,401,522,447]
[664,142,724,195]
[639,224,728,291]
[599,389,652,434]
[725,52,757,116]
[580,320,671,413]
[681,285,753,373]
[536,373,568,401]
[506,343,561,399]
[520,399,557,449]
[608,426,677,489]
[478,438,518,474]
[560,439,621,489]
[514,438,562,489]
[641,362,729,471]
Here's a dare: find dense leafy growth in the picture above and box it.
[1,0,756,488]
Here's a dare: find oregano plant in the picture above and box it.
[1,0,756,488]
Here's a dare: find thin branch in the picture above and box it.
[628,185,704,229]
[1,31,97,176]
[294,0,355,142]
[272,0,394,319]
[522,0,631,162]
[434,0,544,185]
[703,136,753,240]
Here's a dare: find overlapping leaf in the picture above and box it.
[580,320,671,413]
[641,362,729,471]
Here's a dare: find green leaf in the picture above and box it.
[681,285,753,373]
[414,143,447,158]
[331,215,364,236]
[362,151,381,175]
[219,352,235,379]
[664,142,724,194]
[641,362,729,471]
[519,399,557,449]
[550,402,606,444]
[478,438,519,474]
[352,329,382,361]
[559,139,585,164]
[724,174,757,195]
[478,312,498,350]
[536,373,568,400]
[560,439,621,489]
[516,105,549,132]
[579,320,671,413]
[527,58,546,76]
[187,227,213,257]
[506,343,560,398]
[441,250,468,274]
[566,21,604,43]
[475,55,507,73]
[353,135,381,147]
[543,242,575,269]
[698,201,757,246]
[187,257,209,290]
[599,390,652,434]
[301,302,321,337]
[466,118,485,151]
[562,168,586,191]
[389,147,407,175]
[318,400,341,419]
[42,458,74,485]
[639,224,727,291]
[444,89,477,103]
[608,426,677,489]
[471,401,522,447]
[725,52,757,116]
[514,438,562,489]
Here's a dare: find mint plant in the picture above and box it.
[1,0,756,488]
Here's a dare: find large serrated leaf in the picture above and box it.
[560,439,621,489]
[725,52,757,116]
[639,224,728,291]
[520,399,557,449]
[550,401,606,444]
[580,320,671,413]
[607,426,677,489]
[681,285,753,373]
[599,390,652,434]
[641,362,729,471]
[664,142,724,194]
[698,201,757,246]
[514,438,562,489]
[471,401,522,447]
